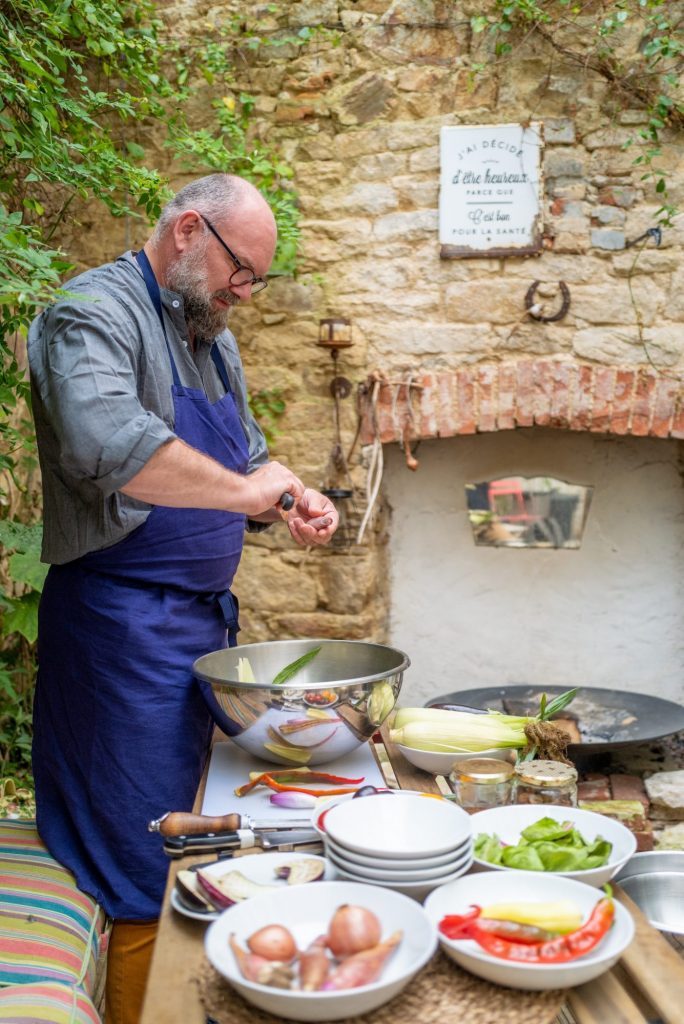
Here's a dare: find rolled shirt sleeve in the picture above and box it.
[31,295,175,497]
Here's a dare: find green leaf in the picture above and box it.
[272,647,322,686]
[8,549,49,592]
[2,591,40,643]
[538,688,578,720]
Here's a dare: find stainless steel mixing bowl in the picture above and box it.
[193,638,410,766]
[615,851,684,934]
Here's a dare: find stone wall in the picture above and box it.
[59,0,684,645]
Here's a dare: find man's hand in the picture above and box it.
[286,488,339,546]
[241,461,305,517]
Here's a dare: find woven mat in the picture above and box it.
[197,951,564,1024]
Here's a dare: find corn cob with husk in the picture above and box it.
[389,689,577,757]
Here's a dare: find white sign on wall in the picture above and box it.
[439,122,543,258]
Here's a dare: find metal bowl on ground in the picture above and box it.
[193,639,409,767]
[615,851,684,935]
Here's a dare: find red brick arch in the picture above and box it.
[359,360,684,445]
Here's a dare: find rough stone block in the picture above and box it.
[408,146,440,173]
[332,183,400,217]
[235,551,317,613]
[571,280,661,327]
[645,770,684,820]
[288,0,338,28]
[445,280,526,324]
[374,209,437,242]
[544,150,585,178]
[544,118,576,144]
[590,229,625,250]
[655,821,684,850]
[593,206,626,226]
[350,152,408,181]
[573,328,642,366]
[599,186,638,209]
[583,127,634,150]
[553,230,590,254]
[335,73,396,126]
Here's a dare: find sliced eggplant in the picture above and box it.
[196,869,278,910]
[274,858,326,885]
[175,870,214,912]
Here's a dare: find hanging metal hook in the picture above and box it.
[625,226,662,249]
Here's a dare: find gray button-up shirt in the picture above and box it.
[28,251,269,564]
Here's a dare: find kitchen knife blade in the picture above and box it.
[162,827,320,859]
[148,811,313,836]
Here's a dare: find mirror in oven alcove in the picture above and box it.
[466,476,593,549]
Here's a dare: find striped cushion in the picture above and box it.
[0,820,105,995]
[0,981,100,1023]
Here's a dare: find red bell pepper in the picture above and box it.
[438,898,615,963]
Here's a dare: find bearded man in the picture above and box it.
[27,174,338,1024]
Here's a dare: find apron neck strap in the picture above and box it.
[210,343,232,395]
[135,249,182,387]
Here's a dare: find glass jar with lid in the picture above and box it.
[448,757,515,813]
[514,760,578,807]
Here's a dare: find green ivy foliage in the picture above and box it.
[0,0,316,781]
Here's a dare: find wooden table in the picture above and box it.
[140,731,684,1024]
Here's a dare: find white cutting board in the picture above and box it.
[201,739,387,820]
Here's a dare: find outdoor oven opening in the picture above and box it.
[383,427,684,709]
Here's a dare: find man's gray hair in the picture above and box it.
[152,174,242,243]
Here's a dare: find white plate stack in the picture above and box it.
[322,792,473,901]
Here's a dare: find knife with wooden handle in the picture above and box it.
[148,811,312,836]
[162,827,320,858]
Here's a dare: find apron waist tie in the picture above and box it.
[213,590,240,646]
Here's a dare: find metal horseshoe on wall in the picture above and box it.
[525,280,571,323]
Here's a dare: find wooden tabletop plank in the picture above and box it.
[567,969,647,1024]
[614,887,684,1024]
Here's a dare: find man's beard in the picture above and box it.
[166,240,238,340]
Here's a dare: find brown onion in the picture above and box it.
[247,924,297,963]
[327,904,382,958]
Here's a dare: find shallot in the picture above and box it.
[247,923,297,963]
[229,935,293,988]
[327,904,382,958]
[322,930,403,991]
[298,935,330,991]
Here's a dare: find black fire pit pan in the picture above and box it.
[426,684,684,754]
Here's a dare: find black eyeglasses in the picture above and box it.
[199,214,268,294]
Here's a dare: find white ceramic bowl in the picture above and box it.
[396,743,515,776]
[311,789,420,840]
[470,804,637,887]
[324,793,471,860]
[324,840,472,881]
[323,836,464,871]
[329,859,472,901]
[424,871,634,990]
[205,880,437,1021]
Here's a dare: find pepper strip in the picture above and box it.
[235,769,364,797]
[263,774,361,797]
[440,908,552,944]
[439,899,615,964]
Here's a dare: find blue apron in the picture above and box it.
[32,250,249,919]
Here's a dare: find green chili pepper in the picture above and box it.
[272,646,322,686]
